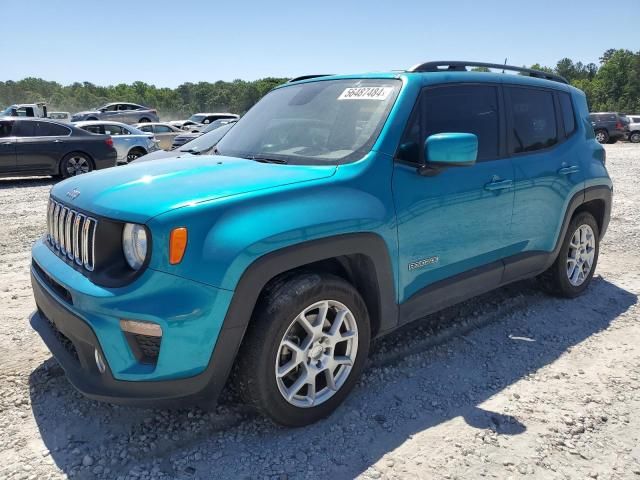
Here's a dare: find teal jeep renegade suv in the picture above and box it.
[30,61,612,426]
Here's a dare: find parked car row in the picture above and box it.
[588,112,640,144]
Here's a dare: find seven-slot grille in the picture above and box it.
[46,198,98,271]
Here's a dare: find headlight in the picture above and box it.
[122,223,148,270]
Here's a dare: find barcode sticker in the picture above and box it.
[338,86,393,100]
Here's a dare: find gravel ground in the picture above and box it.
[0,144,639,480]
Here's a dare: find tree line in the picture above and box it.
[1,49,638,119]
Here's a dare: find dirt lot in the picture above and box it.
[0,144,639,480]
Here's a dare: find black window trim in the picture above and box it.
[394,81,508,167]
[556,90,577,141]
[503,83,565,158]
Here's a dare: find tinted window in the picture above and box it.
[558,92,576,137]
[36,122,70,136]
[0,121,13,137]
[154,125,172,133]
[138,125,153,133]
[507,87,557,154]
[105,104,118,111]
[398,84,500,163]
[14,121,37,137]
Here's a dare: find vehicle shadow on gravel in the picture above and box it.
[28,276,637,479]
[0,177,56,189]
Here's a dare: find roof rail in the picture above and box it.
[408,61,568,84]
[288,74,334,83]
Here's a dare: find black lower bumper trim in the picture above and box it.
[30,267,244,408]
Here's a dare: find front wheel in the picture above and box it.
[60,152,93,178]
[138,117,150,123]
[538,211,599,298]
[235,273,371,426]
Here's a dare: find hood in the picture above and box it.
[50,155,337,223]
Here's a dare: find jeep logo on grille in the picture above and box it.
[66,188,80,200]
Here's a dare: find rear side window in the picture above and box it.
[104,125,126,135]
[154,125,172,133]
[558,92,576,137]
[398,84,500,163]
[506,87,557,154]
[14,121,37,137]
[37,122,70,136]
[82,125,105,134]
[138,125,153,133]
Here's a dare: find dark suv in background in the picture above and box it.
[0,117,117,178]
[589,112,630,144]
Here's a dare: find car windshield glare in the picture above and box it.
[215,79,401,165]
[180,123,234,153]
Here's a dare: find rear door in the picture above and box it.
[15,121,68,172]
[0,120,16,172]
[507,86,584,270]
[153,124,176,149]
[393,83,515,307]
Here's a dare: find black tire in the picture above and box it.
[607,138,618,144]
[235,272,371,427]
[630,132,640,144]
[126,148,146,163]
[595,129,609,144]
[138,117,150,123]
[60,152,93,178]
[538,211,599,298]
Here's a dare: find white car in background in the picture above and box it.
[48,112,71,122]
[627,115,640,143]
[74,120,159,164]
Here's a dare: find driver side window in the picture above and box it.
[397,85,500,164]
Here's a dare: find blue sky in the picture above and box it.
[1,0,636,87]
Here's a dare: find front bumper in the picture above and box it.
[30,238,241,406]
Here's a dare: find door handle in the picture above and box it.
[558,165,580,175]
[484,179,513,191]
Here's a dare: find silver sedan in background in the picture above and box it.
[134,122,183,149]
[70,103,160,124]
[74,121,159,164]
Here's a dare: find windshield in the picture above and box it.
[179,122,234,153]
[215,79,401,164]
[188,114,207,123]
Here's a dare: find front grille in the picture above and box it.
[46,198,98,271]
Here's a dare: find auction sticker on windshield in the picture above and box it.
[338,86,393,100]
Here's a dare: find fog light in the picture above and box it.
[120,319,162,337]
[94,348,106,374]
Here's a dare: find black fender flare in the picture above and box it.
[195,232,398,403]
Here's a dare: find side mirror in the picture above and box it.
[425,133,478,166]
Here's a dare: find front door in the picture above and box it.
[393,84,514,309]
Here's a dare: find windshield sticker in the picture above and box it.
[338,86,393,100]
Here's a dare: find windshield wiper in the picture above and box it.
[180,148,201,155]
[247,155,288,164]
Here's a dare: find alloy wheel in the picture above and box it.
[595,131,607,143]
[566,224,596,286]
[66,156,90,176]
[275,300,358,408]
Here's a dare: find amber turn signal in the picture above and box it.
[169,227,188,264]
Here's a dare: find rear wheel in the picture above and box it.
[630,132,640,143]
[60,152,93,178]
[538,211,599,298]
[235,273,370,426]
[126,148,146,163]
[138,117,150,123]
[595,130,609,144]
